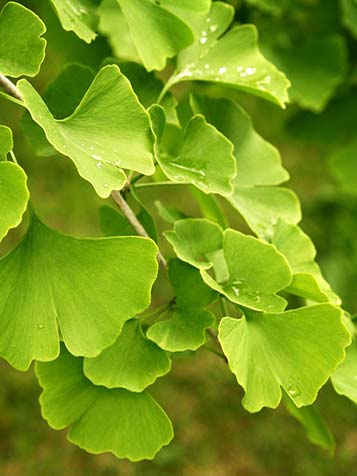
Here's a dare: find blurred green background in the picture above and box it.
[1,0,357,474]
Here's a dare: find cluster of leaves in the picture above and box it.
[0,0,356,462]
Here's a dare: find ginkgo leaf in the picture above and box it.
[21,63,95,158]
[147,309,214,352]
[332,321,357,402]
[0,125,13,160]
[219,304,350,412]
[201,229,292,312]
[155,201,187,225]
[190,95,298,238]
[167,2,290,107]
[36,347,173,461]
[117,0,194,71]
[0,213,158,370]
[0,2,46,77]
[283,395,335,453]
[160,0,210,23]
[229,186,301,239]
[49,0,99,43]
[158,114,236,196]
[191,188,228,229]
[147,258,216,352]
[84,319,171,391]
[0,161,29,242]
[272,219,340,304]
[264,36,348,112]
[340,0,357,38]
[165,218,224,270]
[190,95,289,187]
[99,0,141,63]
[18,65,155,198]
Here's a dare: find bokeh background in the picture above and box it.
[0,0,357,474]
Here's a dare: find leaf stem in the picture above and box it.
[111,190,168,268]
[220,297,229,317]
[0,75,23,102]
[203,344,226,361]
[9,150,18,164]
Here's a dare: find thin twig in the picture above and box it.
[0,75,23,101]
[111,190,168,268]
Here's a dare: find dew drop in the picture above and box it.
[206,17,211,23]
[81,143,85,147]
[204,64,210,70]
[210,24,218,33]
[232,286,241,296]
[38,323,44,330]
[201,30,207,36]
[103,183,109,188]
[287,384,301,397]
[96,162,102,168]
[92,153,103,161]
[89,145,94,151]
[245,67,256,75]
[200,37,208,45]
[237,66,243,72]
[219,66,227,74]
[114,160,121,166]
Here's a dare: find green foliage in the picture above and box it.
[0,0,356,464]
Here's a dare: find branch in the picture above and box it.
[0,75,23,101]
[111,190,168,268]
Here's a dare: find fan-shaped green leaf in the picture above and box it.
[0,161,29,242]
[340,0,357,38]
[117,0,194,71]
[84,319,171,391]
[49,0,99,43]
[18,65,155,198]
[168,2,290,107]
[0,2,46,77]
[332,321,357,402]
[36,347,173,461]
[158,114,236,196]
[329,140,357,196]
[201,229,292,312]
[219,304,350,412]
[0,213,158,370]
[272,219,340,304]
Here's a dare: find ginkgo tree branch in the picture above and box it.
[0,74,23,101]
[111,190,168,268]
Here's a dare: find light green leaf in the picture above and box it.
[340,0,357,38]
[0,213,158,370]
[36,347,173,461]
[49,0,99,43]
[84,319,171,391]
[0,161,29,242]
[147,258,216,352]
[158,114,236,196]
[191,95,289,187]
[0,125,13,160]
[168,2,290,107]
[160,0,211,24]
[201,228,292,312]
[329,140,357,196]
[272,219,340,304]
[155,201,187,225]
[228,186,301,239]
[165,218,223,270]
[18,65,155,198]
[0,2,46,77]
[283,395,335,453]
[99,0,140,63]
[219,304,350,412]
[264,36,348,112]
[332,323,357,402]
[117,0,194,71]
[147,309,214,352]
[21,63,95,158]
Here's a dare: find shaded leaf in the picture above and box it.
[0,213,158,370]
[219,304,350,412]
[340,0,357,38]
[0,125,13,160]
[0,2,46,77]
[36,347,173,461]
[329,140,357,196]
[18,65,155,198]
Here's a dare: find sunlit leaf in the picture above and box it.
[18,65,155,198]
[84,319,171,391]
[117,0,194,71]
[49,0,99,43]
[158,114,236,196]
[0,213,158,370]
[219,304,350,412]
[332,320,357,402]
[168,2,290,107]
[0,125,13,160]
[36,347,173,461]
[0,2,46,77]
